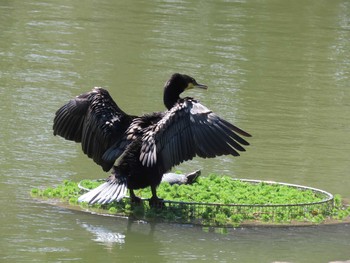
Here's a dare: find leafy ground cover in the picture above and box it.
[31,174,350,227]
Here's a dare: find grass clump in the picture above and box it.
[31,174,350,227]
[134,174,325,205]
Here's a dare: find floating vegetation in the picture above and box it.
[31,174,350,227]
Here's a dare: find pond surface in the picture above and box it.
[1,0,350,262]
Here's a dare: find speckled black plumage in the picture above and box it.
[53,73,251,205]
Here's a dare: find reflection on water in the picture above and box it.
[1,0,350,262]
[79,220,126,246]
[74,213,350,262]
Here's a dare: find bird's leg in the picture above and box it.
[149,185,164,208]
[129,189,142,205]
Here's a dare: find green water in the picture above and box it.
[1,0,350,262]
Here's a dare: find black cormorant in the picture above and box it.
[53,73,251,206]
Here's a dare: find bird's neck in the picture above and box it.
[163,85,180,110]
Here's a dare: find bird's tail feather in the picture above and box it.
[78,174,127,205]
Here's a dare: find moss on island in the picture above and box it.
[31,174,350,227]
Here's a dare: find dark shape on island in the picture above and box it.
[161,170,201,185]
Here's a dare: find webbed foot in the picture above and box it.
[130,189,142,205]
[149,196,165,209]
[131,195,142,205]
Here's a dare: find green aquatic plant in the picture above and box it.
[31,174,350,227]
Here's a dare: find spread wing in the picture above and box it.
[53,87,135,171]
[140,98,251,173]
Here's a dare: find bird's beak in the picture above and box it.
[194,83,208,89]
[186,82,208,90]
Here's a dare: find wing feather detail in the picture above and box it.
[140,98,251,173]
[53,87,134,171]
[102,112,164,165]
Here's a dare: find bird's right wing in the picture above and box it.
[139,98,251,173]
[53,88,135,171]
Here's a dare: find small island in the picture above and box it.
[31,174,350,227]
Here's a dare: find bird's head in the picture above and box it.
[164,73,207,109]
[168,73,207,92]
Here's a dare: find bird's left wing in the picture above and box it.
[139,98,251,173]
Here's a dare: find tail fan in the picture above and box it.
[78,174,127,205]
